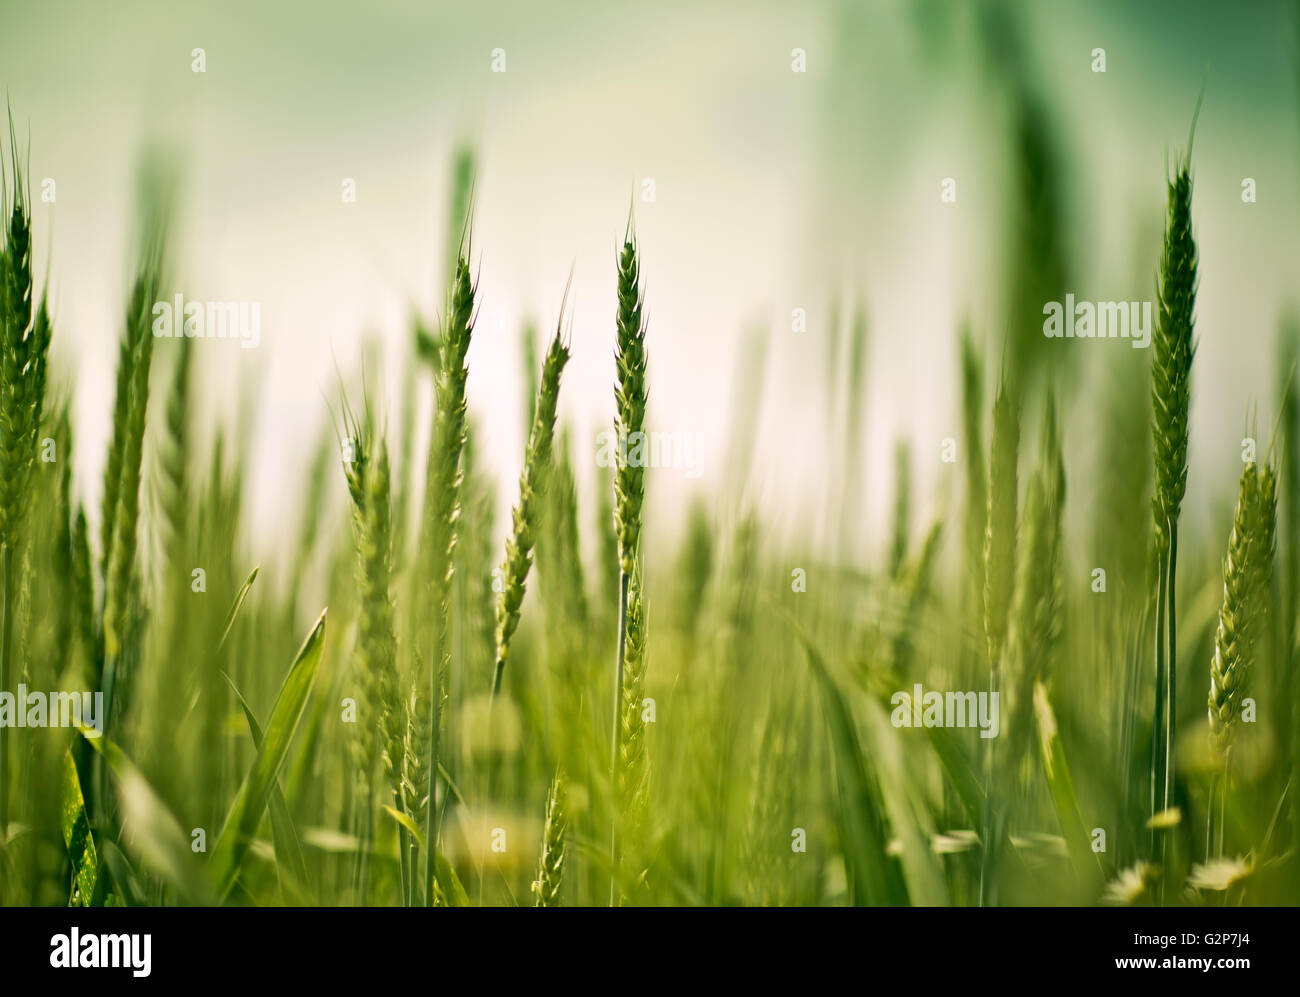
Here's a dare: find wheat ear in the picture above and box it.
[611,225,647,904]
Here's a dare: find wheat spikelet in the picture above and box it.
[100,296,156,731]
[532,772,567,907]
[492,318,570,694]
[1151,157,1198,554]
[0,136,52,835]
[614,233,647,576]
[102,216,167,692]
[402,663,431,826]
[341,412,403,803]
[1209,461,1275,758]
[0,164,51,552]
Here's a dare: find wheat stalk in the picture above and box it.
[491,308,571,695]
[617,567,649,844]
[532,772,567,907]
[339,397,404,898]
[0,131,52,836]
[101,253,162,730]
[100,278,146,580]
[979,373,1019,906]
[417,253,476,905]
[610,225,648,904]
[1149,120,1199,859]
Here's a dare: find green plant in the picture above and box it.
[416,253,477,905]
[0,134,52,837]
[492,313,571,696]
[610,225,647,904]
[1149,122,1199,863]
[531,772,567,907]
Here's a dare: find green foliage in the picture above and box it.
[2,111,1298,913]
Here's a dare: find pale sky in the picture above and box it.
[2,0,1296,579]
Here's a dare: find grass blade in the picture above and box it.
[222,671,311,894]
[210,609,326,898]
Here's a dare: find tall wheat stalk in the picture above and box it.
[417,254,476,905]
[0,135,52,837]
[1149,115,1199,871]
[979,375,1018,906]
[611,226,647,904]
[339,398,402,900]
[477,292,569,901]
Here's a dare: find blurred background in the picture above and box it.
[2,0,1297,580]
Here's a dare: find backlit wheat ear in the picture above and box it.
[402,657,431,822]
[611,224,648,904]
[417,253,477,905]
[339,397,403,832]
[492,304,571,696]
[532,772,567,907]
[614,234,648,577]
[358,435,405,898]
[1208,461,1276,758]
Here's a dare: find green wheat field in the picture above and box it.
[1,0,1299,908]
